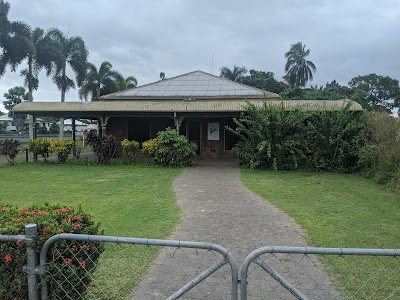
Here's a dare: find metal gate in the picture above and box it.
[240,246,400,300]
[1,224,400,299]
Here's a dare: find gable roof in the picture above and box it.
[100,70,280,100]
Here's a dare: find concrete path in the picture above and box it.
[132,160,340,299]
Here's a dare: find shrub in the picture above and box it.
[142,128,197,166]
[359,112,400,191]
[228,100,365,172]
[0,139,20,165]
[142,138,159,156]
[0,203,103,300]
[121,139,140,163]
[28,138,51,161]
[85,132,116,165]
[49,140,74,163]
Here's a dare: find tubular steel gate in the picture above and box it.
[1,224,400,299]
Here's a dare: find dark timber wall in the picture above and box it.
[107,116,236,159]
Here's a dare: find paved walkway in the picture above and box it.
[132,160,340,299]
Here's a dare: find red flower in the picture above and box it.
[70,244,78,253]
[61,218,69,224]
[1,206,7,212]
[3,253,12,264]
[58,228,64,233]
[20,208,29,214]
[72,215,80,222]
[73,223,81,231]
[79,260,86,269]
[63,258,73,265]
[43,226,51,233]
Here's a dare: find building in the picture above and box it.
[13,70,363,158]
[0,114,49,132]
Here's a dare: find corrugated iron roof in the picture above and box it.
[13,99,363,114]
[100,70,280,99]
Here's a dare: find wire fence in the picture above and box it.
[1,225,400,300]
[0,226,34,300]
[39,233,238,300]
[241,246,400,300]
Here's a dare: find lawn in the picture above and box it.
[240,170,400,298]
[0,163,183,298]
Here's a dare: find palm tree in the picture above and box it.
[284,42,317,88]
[47,28,88,137]
[19,27,54,139]
[116,75,138,91]
[0,0,32,77]
[219,65,248,82]
[79,61,124,101]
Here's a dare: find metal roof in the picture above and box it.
[13,99,363,115]
[100,70,280,99]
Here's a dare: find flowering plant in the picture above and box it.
[0,203,103,299]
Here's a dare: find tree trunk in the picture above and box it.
[28,57,34,140]
[59,64,66,139]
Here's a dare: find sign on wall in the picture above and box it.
[208,122,219,140]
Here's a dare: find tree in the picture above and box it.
[160,72,165,80]
[0,0,32,78]
[47,28,88,136]
[116,75,138,91]
[242,69,288,93]
[284,42,317,88]
[16,26,55,139]
[280,80,353,100]
[219,65,248,82]
[348,74,400,112]
[79,61,123,101]
[3,86,28,132]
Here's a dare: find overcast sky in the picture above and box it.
[1,0,400,111]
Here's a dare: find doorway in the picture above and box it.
[188,121,201,155]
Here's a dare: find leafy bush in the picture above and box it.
[358,112,400,191]
[0,139,20,165]
[49,140,74,163]
[228,100,365,172]
[85,132,116,165]
[121,139,140,163]
[28,138,51,161]
[0,203,103,300]
[142,138,159,156]
[142,128,197,166]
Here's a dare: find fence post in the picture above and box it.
[25,223,40,300]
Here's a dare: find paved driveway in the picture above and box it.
[132,160,340,299]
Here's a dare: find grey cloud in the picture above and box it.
[0,0,399,110]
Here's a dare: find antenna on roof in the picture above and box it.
[211,52,214,74]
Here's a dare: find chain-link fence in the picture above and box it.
[39,233,238,300]
[241,246,400,300]
[2,225,400,300]
[0,224,38,300]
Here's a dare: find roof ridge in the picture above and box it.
[192,70,279,96]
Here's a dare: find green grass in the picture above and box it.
[240,170,400,298]
[0,163,183,298]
